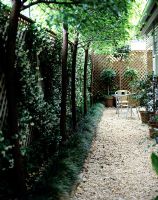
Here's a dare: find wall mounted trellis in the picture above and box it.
[91,50,153,97]
[0,14,56,134]
[0,73,7,130]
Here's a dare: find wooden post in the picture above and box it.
[60,23,68,142]
[90,52,94,106]
[71,33,78,130]
[119,60,121,90]
[83,47,89,115]
[119,55,123,89]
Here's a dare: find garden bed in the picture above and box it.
[29,103,104,200]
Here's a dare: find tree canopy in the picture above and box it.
[2,0,146,53]
[18,0,146,53]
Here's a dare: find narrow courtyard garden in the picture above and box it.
[1,0,158,199]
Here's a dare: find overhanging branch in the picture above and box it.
[21,0,80,10]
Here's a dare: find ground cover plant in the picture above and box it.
[29,103,104,200]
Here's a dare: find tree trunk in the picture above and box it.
[71,34,78,130]
[83,48,89,115]
[108,85,110,95]
[119,55,123,90]
[60,23,68,142]
[90,53,94,106]
[4,0,27,197]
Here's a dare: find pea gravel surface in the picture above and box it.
[72,108,158,200]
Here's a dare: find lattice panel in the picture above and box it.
[0,73,7,130]
[92,50,153,97]
[147,51,153,73]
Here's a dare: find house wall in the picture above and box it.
[146,23,158,75]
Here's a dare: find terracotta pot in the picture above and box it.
[149,127,158,138]
[149,114,158,122]
[139,111,149,124]
[149,128,155,138]
[148,122,158,128]
[105,96,114,107]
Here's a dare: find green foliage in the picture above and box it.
[100,68,116,95]
[87,52,92,108]
[151,152,158,175]
[15,24,62,175]
[114,45,131,59]
[66,42,73,130]
[0,131,14,170]
[75,47,92,115]
[29,0,143,54]
[100,68,116,83]
[76,47,86,116]
[124,67,139,91]
[0,4,93,195]
[0,1,14,172]
[124,67,139,81]
[0,0,92,181]
[30,103,104,200]
[0,0,145,197]
[134,74,152,110]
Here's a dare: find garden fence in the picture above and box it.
[91,50,153,98]
[0,73,7,130]
[0,13,56,139]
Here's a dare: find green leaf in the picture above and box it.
[151,152,158,175]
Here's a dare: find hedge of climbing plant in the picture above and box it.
[0,2,92,197]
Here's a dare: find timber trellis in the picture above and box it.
[0,13,56,141]
[0,73,7,130]
[0,15,32,131]
[91,50,153,98]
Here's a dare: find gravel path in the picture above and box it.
[72,108,158,200]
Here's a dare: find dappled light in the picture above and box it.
[1,0,158,199]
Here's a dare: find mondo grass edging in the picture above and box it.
[30,103,104,200]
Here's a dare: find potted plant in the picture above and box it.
[148,114,158,126]
[149,127,158,139]
[134,74,158,137]
[148,113,158,138]
[134,74,153,123]
[124,67,139,92]
[100,68,116,107]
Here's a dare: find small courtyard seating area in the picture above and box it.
[113,90,140,118]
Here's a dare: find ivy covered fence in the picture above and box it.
[0,2,92,198]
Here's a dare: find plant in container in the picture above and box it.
[148,114,158,138]
[100,68,116,107]
[124,67,139,92]
[134,74,153,124]
[148,114,158,126]
[145,74,158,137]
[149,127,158,139]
